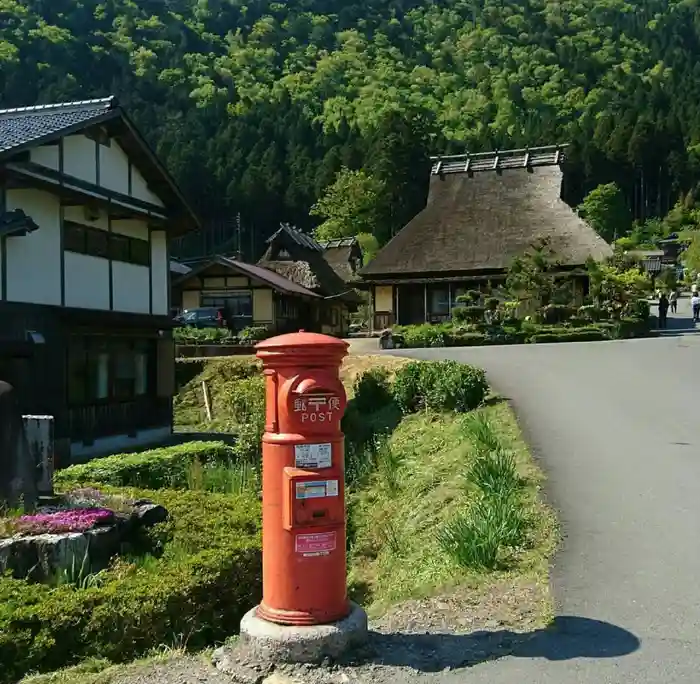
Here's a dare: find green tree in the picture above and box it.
[577,183,632,243]
[505,239,559,305]
[356,232,380,263]
[310,168,387,241]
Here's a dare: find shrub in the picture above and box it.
[173,327,235,345]
[238,326,270,343]
[485,297,500,311]
[529,329,608,344]
[391,361,426,414]
[578,304,608,322]
[353,367,393,414]
[452,305,485,324]
[541,304,575,324]
[449,331,488,347]
[455,290,482,304]
[0,488,261,683]
[392,361,488,414]
[624,298,650,321]
[399,323,449,348]
[55,442,237,490]
[611,316,648,339]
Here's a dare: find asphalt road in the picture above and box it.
[386,300,700,683]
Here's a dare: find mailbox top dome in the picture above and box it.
[255,331,349,352]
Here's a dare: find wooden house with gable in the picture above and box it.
[0,96,200,463]
[358,145,612,329]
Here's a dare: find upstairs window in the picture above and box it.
[63,220,151,266]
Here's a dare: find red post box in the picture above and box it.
[255,331,350,626]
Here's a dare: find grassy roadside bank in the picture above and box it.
[17,354,558,684]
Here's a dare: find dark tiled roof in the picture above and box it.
[0,209,39,238]
[266,223,322,251]
[0,97,116,155]
[318,237,357,249]
[361,159,612,278]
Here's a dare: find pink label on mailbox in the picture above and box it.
[295,531,337,556]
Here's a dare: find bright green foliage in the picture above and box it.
[311,168,387,241]
[356,232,380,262]
[4,0,700,254]
[0,488,261,683]
[54,442,236,490]
[577,182,632,243]
[587,259,652,313]
[392,361,488,414]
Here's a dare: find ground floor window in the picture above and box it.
[201,291,253,325]
[67,336,155,406]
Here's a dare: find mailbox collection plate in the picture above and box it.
[295,479,339,499]
[294,443,332,469]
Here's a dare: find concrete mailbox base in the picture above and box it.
[214,603,368,675]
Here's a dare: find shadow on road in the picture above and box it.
[366,616,640,672]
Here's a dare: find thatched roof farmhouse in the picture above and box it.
[358,144,612,329]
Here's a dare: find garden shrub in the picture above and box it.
[238,326,271,343]
[624,298,650,321]
[485,297,500,311]
[393,361,488,414]
[173,327,235,346]
[529,329,608,344]
[390,361,425,414]
[0,489,261,683]
[399,323,449,348]
[541,304,575,324]
[578,304,608,322]
[452,305,485,324]
[55,442,236,490]
[611,316,648,339]
[353,367,393,414]
[449,331,488,347]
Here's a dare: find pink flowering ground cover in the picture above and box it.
[14,508,114,535]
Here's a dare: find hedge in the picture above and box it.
[393,317,652,349]
[54,441,236,490]
[0,488,261,683]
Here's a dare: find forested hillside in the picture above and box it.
[3,0,700,258]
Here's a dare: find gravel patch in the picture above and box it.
[109,579,549,684]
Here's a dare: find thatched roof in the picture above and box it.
[318,237,364,283]
[360,146,612,279]
[259,224,362,306]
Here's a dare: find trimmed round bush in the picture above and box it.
[393,361,488,414]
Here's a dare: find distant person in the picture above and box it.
[669,290,678,314]
[658,293,669,329]
[692,292,700,323]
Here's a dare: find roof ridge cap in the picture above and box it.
[0,96,117,118]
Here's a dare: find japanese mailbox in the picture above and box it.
[254,331,350,626]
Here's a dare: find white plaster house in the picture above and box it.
[0,97,200,463]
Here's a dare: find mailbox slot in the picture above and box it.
[282,467,344,531]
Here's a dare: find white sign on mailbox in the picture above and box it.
[294,443,332,469]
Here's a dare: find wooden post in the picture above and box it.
[395,285,400,326]
[448,283,452,315]
[424,283,428,323]
[202,380,212,421]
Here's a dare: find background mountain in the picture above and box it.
[3,0,700,259]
